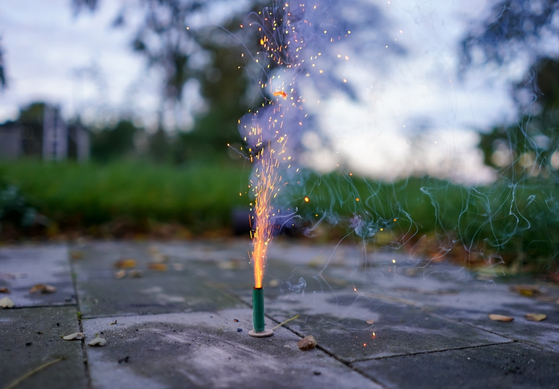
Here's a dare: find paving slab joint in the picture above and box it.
[68,246,93,389]
[350,341,517,364]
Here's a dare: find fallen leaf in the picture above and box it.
[110,320,117,325]
[70,250,84,260]
[298,335,317,351]
[535,296,556,302]
[62,332,84,341]
[489,314,514,322]
[128,269,143,278]
[29,284,56,294]
[88,337,107,347]
[365,319,375,325]
[525,313,547,322]
[511,285,541,297]
[148,263,167,271]
[114,270,126,279]
[151,253,168,263]
[0,296,15,308]
[172,263,184,271]
[114,258,137,269]
[0,287,9,294]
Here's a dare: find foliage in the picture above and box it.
[0,184,38,232]
[461,1,559,183]
[91,120,138,162]
[2,160,557,272]
[0,36,6,89]
[0,160,249,233]
[461,0,558,69]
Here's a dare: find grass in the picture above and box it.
[0,160,250,232]
[1,159,558,273]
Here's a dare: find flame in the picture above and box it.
[273,91,288,99]
[250,131,288,288]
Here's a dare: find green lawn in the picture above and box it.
[0,160,250,231]
[1,160,558,273]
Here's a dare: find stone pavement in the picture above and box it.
[1,239,559,389]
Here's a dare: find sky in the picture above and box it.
[0,0,521,184]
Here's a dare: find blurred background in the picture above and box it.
[1,0,559,278]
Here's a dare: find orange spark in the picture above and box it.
[273,91,288,99]
[304,196,310,203]
[250,133,288,288]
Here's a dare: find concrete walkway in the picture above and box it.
[1,239,559,388]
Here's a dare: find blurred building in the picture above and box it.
[0,104,89,162]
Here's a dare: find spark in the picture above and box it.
[304,196,310,203]
[273,91,288,99]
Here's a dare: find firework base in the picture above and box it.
[248,329,274,338]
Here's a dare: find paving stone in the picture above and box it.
[0,306,87,389]
[72,242,244,317]
[430,292,559,353]
[266,290,511,362]
[0,245,76,307]
[81,309,382,389]
[351,342,559,389]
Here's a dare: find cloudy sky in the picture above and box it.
[0,0,520,183]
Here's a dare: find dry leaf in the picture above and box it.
[148,263,167,271]
[70,250,84,260]
[525,313,547,322]
[114,270,126,279]
[114,258,137,269]
[172,263,184,271]
[511,285,541,297]
[62,332,84,341]
[151,253,168,263]
[0,286,9,294]
[0,296,15,308]
[88,337,107,347]
[29,284,57,294]
[298,335,317,351]
[365,319,375,325]
[489,314,514,322]
[128,269,143,278]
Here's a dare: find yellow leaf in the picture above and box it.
[525,313,546,322]
[511,285,541,297]
[29,284,56,294]
[489,314,514,322]
[62,332,84,341]
[148,263,167,271]
[0,296,15,308]
[114,258,137,269]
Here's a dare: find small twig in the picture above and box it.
[271,315,299,331]
[4,357,65,389]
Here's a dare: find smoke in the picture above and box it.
[235,0,559,330]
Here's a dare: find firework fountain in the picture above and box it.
[238,0,358,337]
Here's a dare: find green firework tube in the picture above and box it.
[252,287,265,332]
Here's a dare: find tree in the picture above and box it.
[461,0,559,179]
[72,0,403,164]
[0,37,6,89]
[91,120,139,162]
